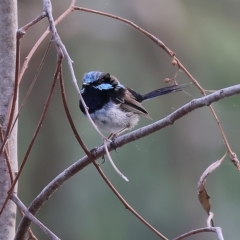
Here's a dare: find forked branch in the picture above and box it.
[15,84,240,239]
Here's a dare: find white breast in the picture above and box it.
[89,102,139,134]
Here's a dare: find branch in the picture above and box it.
[0,52,63,218]
[14,84,240,239]
[19,0,75,81]
[72,6,237,167]
[43,0,108,141]
[0,1,18,239]
[174,213,224,239]
[173,227,224,240]
[11,194,60,240]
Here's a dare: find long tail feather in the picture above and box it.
[141,82,191,101]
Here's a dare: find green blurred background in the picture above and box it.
[17,0,240,239]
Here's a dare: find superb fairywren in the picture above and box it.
[80,71,188,136]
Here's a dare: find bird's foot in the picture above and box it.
[110,134,118,152]
[100,155,106,164]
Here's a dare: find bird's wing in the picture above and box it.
[120,89,152,119]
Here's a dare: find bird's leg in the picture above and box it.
[99,133,114,164]
[108,133,118,152]
[107,133,114,140]
[110,127,128,151]
[100,128,128,164]
[89,146,105,165]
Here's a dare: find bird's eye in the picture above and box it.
[96,79,105,86]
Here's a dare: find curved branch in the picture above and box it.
[11,194,60,240]
[14,84,240,239]
[72,6,236,167]
[173,226,224,240]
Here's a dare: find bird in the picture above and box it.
[79,71,189,137]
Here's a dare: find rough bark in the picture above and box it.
[0,1,18,239]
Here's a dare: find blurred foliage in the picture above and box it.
[17,0,240,239]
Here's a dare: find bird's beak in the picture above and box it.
[82,82,89,86]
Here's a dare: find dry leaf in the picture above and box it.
[197,159,223,226]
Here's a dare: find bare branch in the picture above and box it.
[73,6,174,56]
[173,226,224,240]
[42,0,108,141]
[9,41,52,139]
[11,194,60,240]
[72,6,236,167]
[59,69,168,239]
[19,1,75,81]
[103,139,129,181]
[18,12,47,36]
[0,52,63,217]
[14,84,240,239]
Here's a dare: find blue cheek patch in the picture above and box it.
[95,83,114,90]
[83,71,103,84]
[117,84,125,89]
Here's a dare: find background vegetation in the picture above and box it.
[17,0,240,239]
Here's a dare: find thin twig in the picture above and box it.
[14,84,240,239]
[1,41,52,235]
[173,226,224,240]
[9,40,52,138]
[19,0,75,81]
[0,52,63,216]
[18,12,47,36]
[72,7,204,92]
[8,52,63,192]
[58,67,167,239]
[73,7,174,57]
[103,139,129,181]
[0,12,47,177]
[73,6,236,167]
[207,212,214,228]
[11,194,60,240]
[208,105,234,155]
[59,65,92,158]
[0,125,13,183]
[0,128,37,239]
[13,4,240,240]
[43,0,108,141]
[94,162,169,239]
